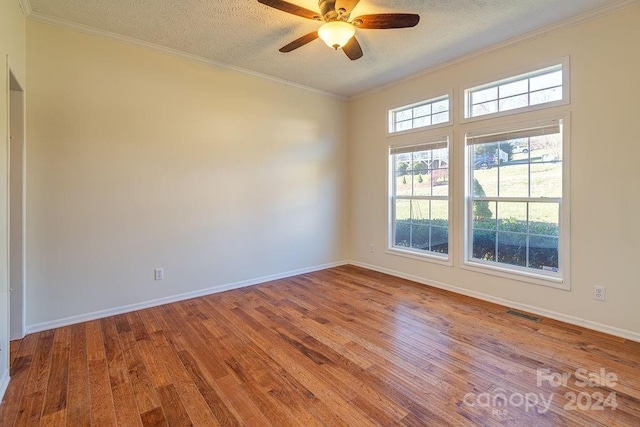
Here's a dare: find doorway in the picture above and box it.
[9,71,25,340]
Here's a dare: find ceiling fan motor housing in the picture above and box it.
[318,0,339,21]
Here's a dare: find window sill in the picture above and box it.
[387,247,453,267]
[461,260,569,290]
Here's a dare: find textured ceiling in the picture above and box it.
[24,0,628,97]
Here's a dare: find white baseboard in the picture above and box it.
[26,260,349,334]
[0,368,10,403]
[350,260,640,343]
[24,258,640,343]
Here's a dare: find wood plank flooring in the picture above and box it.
[1,265,639,426]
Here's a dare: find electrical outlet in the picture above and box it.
[594,286,606,301]
[369,243,374,253]
[154,268,164,281]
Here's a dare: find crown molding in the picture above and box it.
[22,9,346,101]
[349,0,639,100]
[18,0,32,16]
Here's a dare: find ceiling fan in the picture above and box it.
[257,0,420,60]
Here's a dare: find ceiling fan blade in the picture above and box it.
[279,31,319,52]
[335,0,360,14]
[258,0,321,20]
[342,36,363,61]
[353,13,420,29]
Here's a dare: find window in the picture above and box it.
[390,138,450,260]
[465,63,566,119]
[389,95,450,134]
[465,119,566,283]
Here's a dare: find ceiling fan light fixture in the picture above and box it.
[318,21,355,50]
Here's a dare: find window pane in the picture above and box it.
[413,115,431,129]
[472,87,498,104]
[530,162,561,198]
[529,203,559,237]
[497,202,527,233]
[499,79,528,98]
[395,199,411,248]
[529,133,561,197]
[411,225,429,250]
[395,120,412,132]
[497,232,527,267]
[530,135,562,160]
[431,226,448,254]
[530,70,562,91]
[432,111,449,124]
[395,159,412,196]
[396,109,412,121]
[395,199,411,221]
[432,99,449,113]
[432,148,448,164]
[472,144,498,169]
[530,87,562,105]
[500,94,529,112]
[431,167,449,196]
[472,168,497,198]
[413,104,431,117]
[529,235,558,270]
[472,101,498,117]
[412,200,429,223]
[509,138,530,157]
[413,169,430,197]
[407,155,418,191]
[473,200,496,231]
[473,230,496,261]
[431,200,448,223]
[499,163,529,197]
[499,140,516,160]
[394,222,410,248]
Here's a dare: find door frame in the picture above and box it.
[8,68,26,341]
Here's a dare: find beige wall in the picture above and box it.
[0,0,26,391]
[348,4,640,337]
[25,21,348,328]
[20,2,640,341]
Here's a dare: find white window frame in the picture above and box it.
[387,92,452,136]
[462,57,570,123]
[462,116,571,289]
[388,133,453,265]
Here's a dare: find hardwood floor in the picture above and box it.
[1,265,639,426]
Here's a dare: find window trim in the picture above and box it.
[387,91,453,137]
[462,115,571,290]
[461,57,570,124]
[387,132,453,266]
